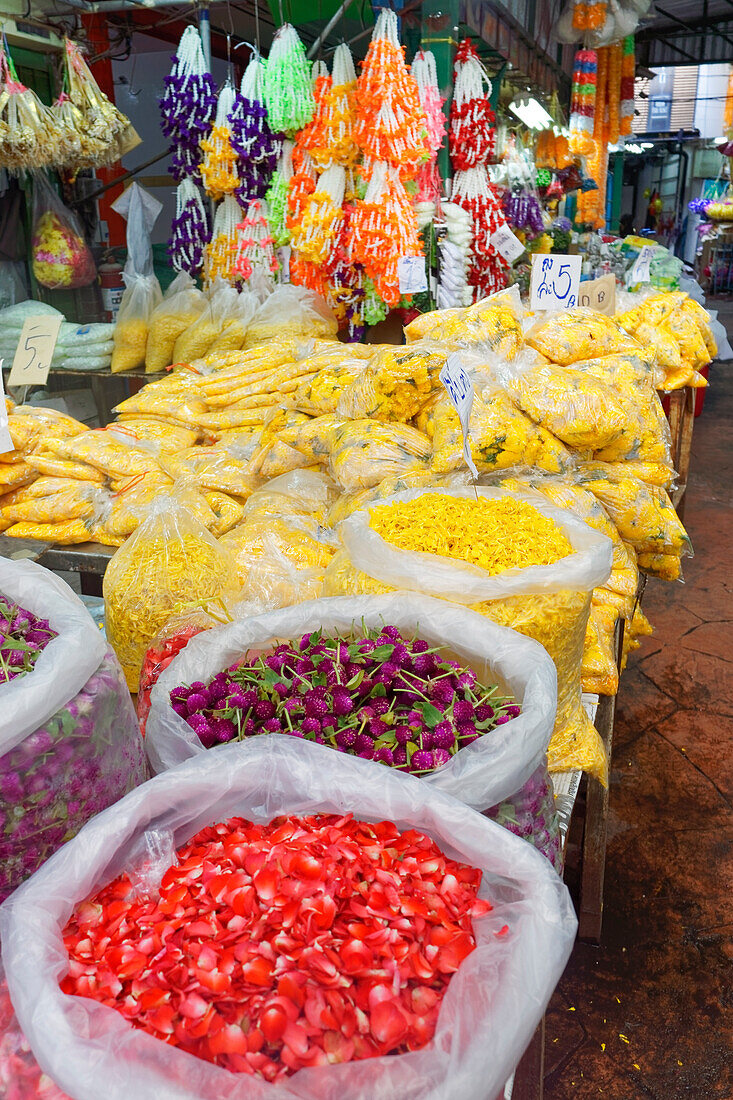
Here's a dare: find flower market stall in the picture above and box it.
[0,1,725,1096]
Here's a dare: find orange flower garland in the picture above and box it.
[290,165,346,265]
[308,44,359,169]
[352,160,421,306]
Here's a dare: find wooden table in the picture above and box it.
[36,541,114,596]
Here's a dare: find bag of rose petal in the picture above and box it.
[0,556,146,902]
[144,591,557,814]
[0,735,576,1100]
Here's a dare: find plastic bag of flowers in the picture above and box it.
[0,735,577,1100]
[333,488,613,784]
[145,590,556,812]
[0,556,146,903]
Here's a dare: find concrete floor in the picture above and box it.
[545,314,733,1099]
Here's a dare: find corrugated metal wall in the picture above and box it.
[671,66,699,130]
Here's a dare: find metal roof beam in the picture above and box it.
[654,4,733,50]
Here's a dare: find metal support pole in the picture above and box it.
[306,0,357,59]
[199,3,212,71]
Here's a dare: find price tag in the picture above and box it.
[439,353,479,480]
[529,254,582,311]
[0,364,14,454]
[398,255,428,295]
[578,273,616,316]
[8,315,62,387]
[629,245,654,286]
[490,224,525,263]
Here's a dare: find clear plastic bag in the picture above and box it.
[338,488,613,783]
[293,358,367,415]
[525,307,634,365]
[31,173,96,290]
[171,280,239,365]
[578,463,692,557]
[111,184,163,373]
[485,758,562,872]
[336,345,445,422]
[103,498,238,691]
[244,284,338,346]
[147,590,557,807]
[219,516,334,587]
[328,419,432,492]
[0,735,576,1100]
[144,272,205,373]
[404,286,524,357]
[582,600,620,696]
[0,557,145,901]
[431,389,571,476]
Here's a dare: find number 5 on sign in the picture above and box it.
[439,354,479,480]
[8,315,62,387]
[529,254,582,311]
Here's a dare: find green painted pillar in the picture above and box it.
[420,0,459,184]
[609,151,624,234]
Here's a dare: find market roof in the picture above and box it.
[635,0,733,66]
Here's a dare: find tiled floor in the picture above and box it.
[544,333,733,1098]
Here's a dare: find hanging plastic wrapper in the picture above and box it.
[167,178,209,276]
[264,24,315,136]
[159,25,216,181]
[31,172,97,290]
[200,78,240,201]
[230,51,282,203]
[111,184,163,373]
[63,38,137,168]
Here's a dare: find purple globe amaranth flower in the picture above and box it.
[413,654,435,676]
[304,692,330,719]
[410,750,434,771]
[453,699,475,723]
[380,626,400,641]
[274,682,290,698]
[284,697,302,715]
[335,728,357,748]
[432,723,456,750]
[412,639,429,653]
[391,643,410,664]
[369,718,388,739]
[495,715,512,726]
[189,681,206,693]
[394,746,408,765]
[407,710,423,728]
[432,748,451,767]
[370,697,390,716]
[394,726,412,745]
[263,718,283,733]
[505,705,522,719]
[374,746,395,765]
[429,682,455,706]
[186,692,208,713]
[254,699,276,720]
[475,704,495,722]
[457,723,478,741]
[172,701,188,718]
[301,717,322,736]
[331,689,354,716]
[355,733,374,754]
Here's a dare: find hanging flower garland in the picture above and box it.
[322,202,366,340]
[308,43,359,169]
[290,164,345,266]
[264,24,315,137]
[437,202,472,309]
[450,38,496,170]
[352,161,422,306]
[233,198,279,287]
[572,0,607,32]
[64,38,132,165]
[412,49,446,207]
[451,166,508,298]
[354,8,428,181]
[159,25,216,182]
[266,139,294,247]
[569,48,597,156]
[168,178,209,277]
[204,195,243,285]
[286,150,318,231]
[230,52,282,203]
[300,61,334,162]
[200,79,240,201]
[620,36,635,137]
[0,37,59,170]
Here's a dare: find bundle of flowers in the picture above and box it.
[0,595,56,683]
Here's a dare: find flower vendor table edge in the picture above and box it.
[665,386,695,522]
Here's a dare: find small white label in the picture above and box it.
[530,254,582,311]
[490,224,525,263]
[0,363,14,454]
[9,315,62,387]
[439,353,479,480]
[629,245,654,286]
[398,255,428,295]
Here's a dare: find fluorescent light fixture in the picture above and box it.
[640,142,655,149]
[624,143,644,153]
[508,97,553,130]
[714,135,729,145]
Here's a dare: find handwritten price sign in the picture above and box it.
[578,273,616,316]
[489,224,525,264]
[398,255,428,295]
[529,254,582,312]
[628,245,654,287]
[8,315,62,387]
[439,354,479,480]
